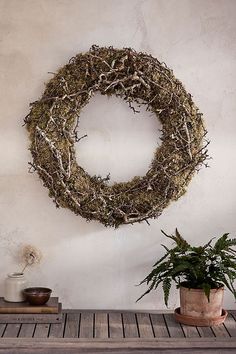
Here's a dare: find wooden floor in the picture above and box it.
[0,309,236,353]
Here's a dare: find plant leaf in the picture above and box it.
[162,277,172,306]
[202,283,211,302]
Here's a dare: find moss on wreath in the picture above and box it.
[25,45,209,227]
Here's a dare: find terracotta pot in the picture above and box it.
[174,307,227,326]
[179,285,224,319]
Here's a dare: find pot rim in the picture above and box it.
[174,307,227,326]
[180,284,224,292]
[7,272,24,278]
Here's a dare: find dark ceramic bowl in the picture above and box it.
[23,287,52,306]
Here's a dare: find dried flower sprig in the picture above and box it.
[20,245,42,274]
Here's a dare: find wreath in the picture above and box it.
[25,46,209,227]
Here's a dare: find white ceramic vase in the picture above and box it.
[4,272,26,302]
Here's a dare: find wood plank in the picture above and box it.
[197,326,214,337]
[122,312,139,338]
[79,312,94,338]
[181,324,200,338]
[2,323,21,337]
[63,313,80,338]
[0,303,62,323]
[0,324,6,337]
[229,311,236,323]
[229,310,236,317]
[0,347,235,354]
[136,313,154,338]
[224,313,236,337]
[211,324,230,337]
[49,312,66,338]
[163,314,185,337]
[18,324,35,338]
[108,312,123,339]
[33,323,50,338]
[0,297,59,314]
[0,337,236,353]
[94,312,108,338]
[150,313,169,338]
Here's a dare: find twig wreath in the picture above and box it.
[25,46,209,227]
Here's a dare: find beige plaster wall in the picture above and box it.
[0,0,236,309]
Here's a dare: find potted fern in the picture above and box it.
[137,230,236,326]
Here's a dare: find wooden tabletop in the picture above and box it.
[0,309,236,353]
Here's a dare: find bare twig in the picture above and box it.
[25,46,209,227]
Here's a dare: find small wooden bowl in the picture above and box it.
[23,287,52,306]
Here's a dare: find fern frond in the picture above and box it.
[162,277,172,306]
[173,229,190,250]
[175,228,190,249]
[202,237,215,249]
[161,229,190,250]
[153,251,169,267]
[136,279,157,302]
[228,239,236,247]
[170,262,192,276]
[214,233,230,251]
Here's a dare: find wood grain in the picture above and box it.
[0,309,236,353]
[197,326,214,337]
[224,313,236,337]
[0,337,236,353]
[164,314,185,338]
[122,312,139,338]
[0,324,6,337]
[63,313,80,338]
[94,312,108,338]
[79,312,94,338]
[2,323,21,338]
[0,297,59,314]
[108,312,123,339]
[49,313,66,338]
[181,324,200,338]
[136,313,153,338]
[33,324,50,338]
[0,303,62,323]
[150,314,169,338]
[211,324,230,337]
[18,324,35,338]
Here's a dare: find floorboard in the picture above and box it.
[224,313,236,337]
[163,314,185,338]
[122,312,139,338]
[150,313,169,338]
[2,323,21,338]
[181,323,200,338]
[0,324,6,337]
[136,313,154,338]
[18,324,35,338]
[79,312,94,338]
[49,313,66,338]
[108,312,123,339]
[197,326,214,337]
[94,312,108,338]
[64,312,80,338]
[33,323,50,338]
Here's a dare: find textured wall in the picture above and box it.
[0,0,236,309]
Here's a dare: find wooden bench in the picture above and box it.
[0,309,236,353]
